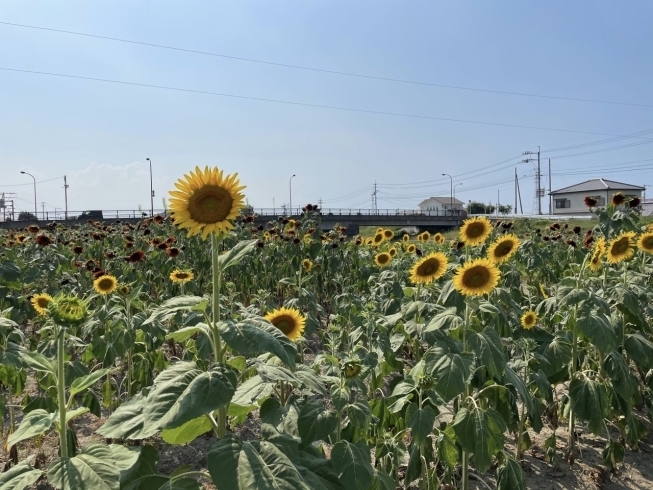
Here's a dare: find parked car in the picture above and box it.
[77,210,103,220]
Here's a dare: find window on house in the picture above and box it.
[555,199,570,209]
[589,196,606,206]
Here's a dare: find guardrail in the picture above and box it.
[247,208,467,217]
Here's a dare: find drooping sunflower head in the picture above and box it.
[459,217,492,246]
[410,252,448,284]
[433,233,445,244]
[93,275,118,295]
[402,234,410,243]
[372,232,385,246]
[487,234,520,264]
[170,269,194,284]
[611,192,626,206]
[264,306,306,341]
[389,247,397,257]
[169,166,246,240]
[302,259,313,272]
[584,196,598,207]
[31,293,53,316]
[383,229,394,240]
[606,231,636,264]
[27,225,40,234]
[588,249,603,272]
[343,361,362,378]
[637,232,653,254]
[452,258,500,297]
[35,234,52,247]
[375,252,392,267]
[521,310,537,330]
[49,295,89,326]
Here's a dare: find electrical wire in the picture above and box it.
[1,21,651,109]
[0,67,646,137]
[1,175,65,187]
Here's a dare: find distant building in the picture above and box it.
[418,196,465,215]
[549,178,644,215]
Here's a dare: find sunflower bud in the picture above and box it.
[49,295,88,326]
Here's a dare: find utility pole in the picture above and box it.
[442,173,453,216]
[548,159,552,215]
[64,175,69,220]
[372,182,378,214]
[522,146,542,214]
[146,158,154,217]
[289,174,296,216]
[41,202,45,220]
[514,168,518,215]
[516,173,524,214]
[497,189,500,216]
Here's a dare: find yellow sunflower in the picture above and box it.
[521,310,537,330]
[459,216,492,246]
[410,252,448,284]
[376,227,384,234]
[420,231,430,242]
[170,269,194,283]
[487,234,520,264]
[372,232,385,245]
[93,275,118,295]
[452,258,500,296]
[375,252,392,267]
[264,307,306,341]
[168,166,246,240]
[402,234,410,243]
[433,233,445,244]
[606,231,637,264]
[383,229,394,240]
[389,247,397,257]
[406,244,417,253]
[588,250,603,272]
[31,293,53,316]
[637,232,653,254]
[302,259,313,272]
[365,237,374,245]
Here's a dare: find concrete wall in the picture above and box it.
[551,189,642,215]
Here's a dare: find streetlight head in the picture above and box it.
[20,171,26,174]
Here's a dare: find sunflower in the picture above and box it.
[169,166,246,240]
[410,252,448,284]
[27,225,40,234]
[611,192,626,206]
[487,234,520,264]
[376,227,384,234]
[372,232,385,245]
[459,217,492,246]
[584,196,598,207]
[606,231,636,264]
[433,233,445,244]
[31,293,53,315]
[389,247,397,257]
[637,232,653,254]
[521,310,537,330]
[383,229,394,240]
[402,234,410,243]
[93,275,118,295]
[406,244,417,253]
[264,307,306,341]
[365,237,374,245]
[588,250,603,272]
[170,269,194,283]
[302,259,313,272]
[420,231,430,241]
[35,234,52,247]
[452,258,500,296]
[375,252,392,267]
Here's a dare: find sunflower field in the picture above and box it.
[1,166,653,490]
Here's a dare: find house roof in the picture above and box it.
[550,178,645,195]
[418,196,465,206]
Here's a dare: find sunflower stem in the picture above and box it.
[211,232,226,438]
[57,325,68,458]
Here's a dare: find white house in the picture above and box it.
[549,178,644,215]
[418,196,465,215]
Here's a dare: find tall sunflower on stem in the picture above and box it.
[169,165,246,438]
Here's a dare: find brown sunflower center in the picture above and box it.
[494,242,514,258]
[463,265,490,287]
[642,237,653,250]
[613,238,630,254]
[524,315,535,326]
[378,254,390,264]
[175,272,190,280]
[187,185,234,224]
[36,297,49,308]
[417,258,440,277]
[374,234,383,243]
[465,223,486,239]
[271,315,296,335]
[98,278,114,290]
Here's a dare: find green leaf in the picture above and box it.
[98,362,236,439]
[604,350,636,402]
[468,328,506,378]
[293,365,327,396]
[108,444,141,473]
[218,239,258,270]
[19,348,57,375]
[298,399,337,445]
[221,319,296,369]
[331,440,374,490]
[452,406,505,473]
[231,375,273,407]
[408,406,436,445]
[624,334,653,371]
[0,456,43,490]
[7,409,55,447]
[48,443,120,490]
[504,367,534,415]
[569,377,608,435]
[437,425,459,469]
[161,416,214,445]
[70,369,112,396]
[576,309,616,353]
[143,296,207,325]
[165,325,210,343]
[602,440,625,471]
[496,457,526,490]
[424,307,463,333]
[432,353,472,402]
[206,436,242,490]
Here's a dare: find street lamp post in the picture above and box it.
[146,158,154,217]
[454,183,463,214]
[289,174,296,216]
[442,173,453,216]
[20,171,37,219]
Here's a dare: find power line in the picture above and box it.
[0,67,649,137]
[1,175,65,187]
[1,21,651,109]
[542,128,653,153]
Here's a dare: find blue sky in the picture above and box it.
[1,1,652,217]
